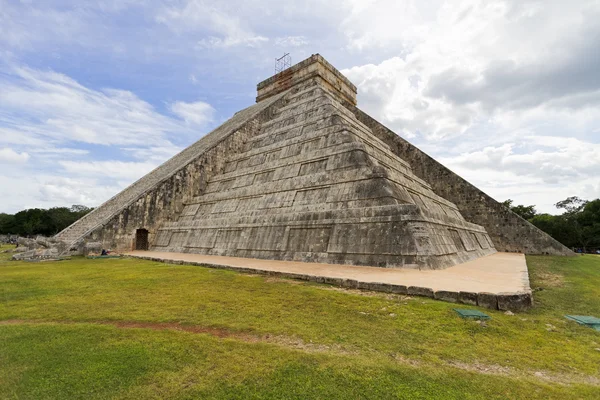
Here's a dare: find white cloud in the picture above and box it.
[121,145,184,164]
[58,160,158,181]
[157,0,268,48]
[341,0,428,52]
[342,0,600,140]
[274,36,309,48]
[440,136,600,212]
[0,172,123,212]
[196,36,268,49]
[170,101,215,126]
[0,148,30,164]
[0,65,198,147]
[38,177,124,208]
[338,0,600,212]
[0,62,215,212]
[444,137,600,183]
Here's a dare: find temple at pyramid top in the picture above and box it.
[256,54,358,106]
[55,54,573,267]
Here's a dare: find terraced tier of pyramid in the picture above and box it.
[152,70,496,269]
[55,54,572,268]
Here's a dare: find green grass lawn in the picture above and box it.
[1,244,599,399]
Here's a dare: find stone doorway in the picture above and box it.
[135,229,149,251]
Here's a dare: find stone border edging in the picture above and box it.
[128,255,533,312]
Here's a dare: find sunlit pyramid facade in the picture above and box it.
[56,54,572,269]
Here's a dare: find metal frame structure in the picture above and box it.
[275,53,292,74]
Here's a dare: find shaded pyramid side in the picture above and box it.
[153,78,496,269]
[54,92,289,251]
[345,107,574,256]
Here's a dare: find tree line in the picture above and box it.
[503,196,600,252]
[0,205,93,237]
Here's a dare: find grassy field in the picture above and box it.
[1,244,599,399]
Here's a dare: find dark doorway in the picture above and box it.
[135,229,149,250]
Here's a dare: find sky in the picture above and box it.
[1,0,599,215]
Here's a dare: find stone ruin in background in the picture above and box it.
[9,236,70,261]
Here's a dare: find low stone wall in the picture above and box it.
[129,254,533,312]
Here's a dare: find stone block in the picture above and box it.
[12,248,59,261]
[477,292,498,309]
[407,286,434,298]
[323,277,343,286]
[83,242,102,256]
[434,290,459,303]
[341,279,359,288]
[356,281,372,290]
[364,282,393,292]
[458,291,478,306]
[497,291,533,312]
[390,284,408,295]
[35,236,52,248]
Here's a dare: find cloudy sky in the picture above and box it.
[1,0,599,214]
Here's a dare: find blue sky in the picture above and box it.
[1,0,599,214]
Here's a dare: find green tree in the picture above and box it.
[575,199,600,251]
[529,197,600,251]
[70,205,92,214]
[530,213,577,248]
[555,197,593,251]
[555,196,588,214]
[502,199,537,220]
[0,205,93,237]
[0,213,17,234]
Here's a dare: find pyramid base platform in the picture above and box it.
[125,251,533,312]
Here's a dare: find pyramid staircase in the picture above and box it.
[54,93,287,252]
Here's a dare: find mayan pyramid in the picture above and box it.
[55,54,572,269]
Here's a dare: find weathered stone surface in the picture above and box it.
[323,277,343,286]
[367,283,395,293]
[35,236,52,248]
[53,93,288,253]
[83,242,103,256]
[477,292,498,310]
[346,107,574,256]
[257,54,357,106]
[390,284,408,295]
[434,290,459,303]
[53,53,562,273]
[341,279,359,289]
[497,292,533,312]
[11,236,69,259]
[12,247,60,261]
[407,286,434,298]
[145,77,496,269]
[0,234,17,244]
[458,291,478,306]
[18,237,38,249]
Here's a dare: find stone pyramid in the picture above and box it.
[55,54,572,268]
